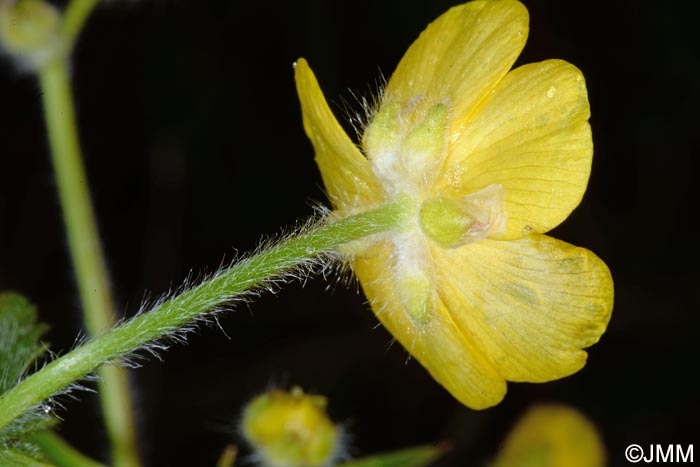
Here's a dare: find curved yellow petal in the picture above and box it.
[431,234,613,382]
[294,58,383,212]
[382,0,528,126]
[353,239,506,410]
[441,60,593,239]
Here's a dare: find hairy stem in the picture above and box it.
[39,60,141,467]
[0,200,409,433]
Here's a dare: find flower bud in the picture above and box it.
[241,387,341,467]
[0,0,64,69]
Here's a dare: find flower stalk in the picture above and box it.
[61,0,99,48]
[0,200,409,433]
[32,431,108,467]
[39,56,142,467]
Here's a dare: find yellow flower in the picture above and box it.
[241,387,341,467]
[492,404,606,467]
[295,0,613,409]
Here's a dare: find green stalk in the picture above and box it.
[38,60,141,467]
[215,444,238,467]
[61,0,100,47]
[0,450,56,467]
[32,431,108,467]
[337,443,448,467]
[0,199,409,433]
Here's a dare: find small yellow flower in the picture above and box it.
[241,387,341,467]
[295,0,613,409]
[492,404,606,467]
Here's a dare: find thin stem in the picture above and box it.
[32,431,108,467]
[336,443,448,467]
[38,60,141,467]
[0,199,409,432]
[0,450,56,467]
[215,444,238,467]
[61,0,100,47]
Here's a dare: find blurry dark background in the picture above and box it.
[0,0,697,465]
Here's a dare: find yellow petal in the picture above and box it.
[353,238,506,410]
[381,0,528,126]
[294,58,382,212]
[432,234,613,382]
[441,60,593,239]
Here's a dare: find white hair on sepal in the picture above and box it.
[336,69,387,148]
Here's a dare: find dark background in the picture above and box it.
[0,0,697,465]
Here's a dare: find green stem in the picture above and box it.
[32,431,108,467]
[38,60,141,467]
[215,444,238,467]
[0,450,56,467]
[61,0,100,47]
[336,443,449,467]
[0,200,408,434]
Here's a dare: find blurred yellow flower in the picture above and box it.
[241,387,341,467]
[295,0,613,409]
[492,404,606,467]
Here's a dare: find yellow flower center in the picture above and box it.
[363,100,508,325]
